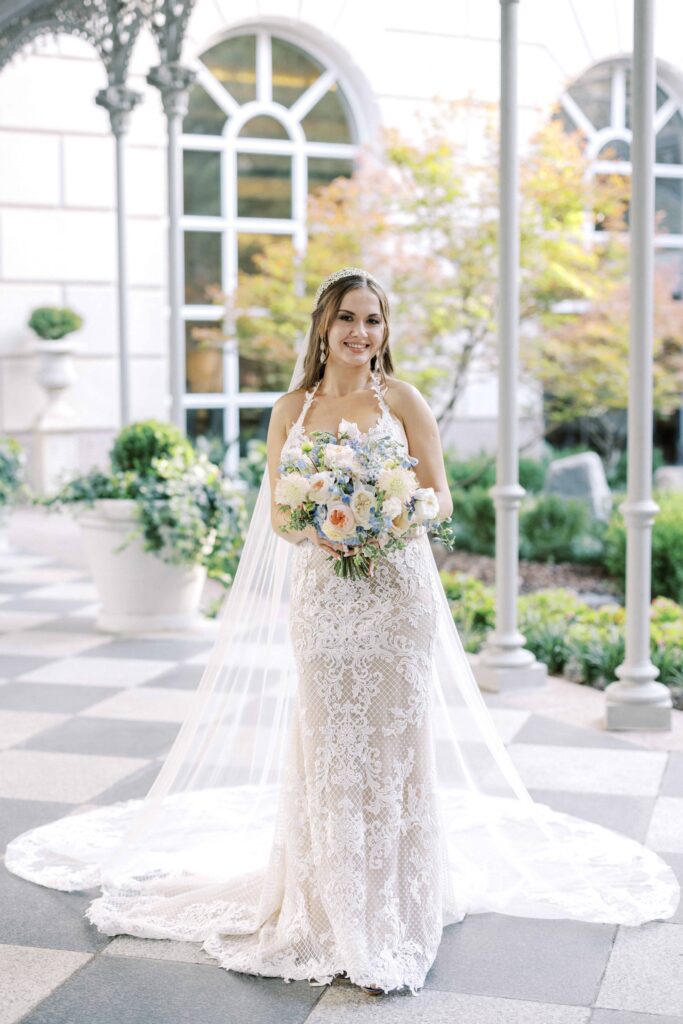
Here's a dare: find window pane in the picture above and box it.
[184,151,221,216]
[239,407,273,457]
[187,407,224,445]
[271,37,324,107]
[656,111,683,165]
[237,154,291,218]
[655,249,683,300]
[239,349,295,393]
[184,232,222,303]
[597,139,630,161]
[568,63,612,131]
[238,233,287,275]
[201,35,256,105]
[301,84,353,143]
[655,178,683,235]
[184,85,227,135]
[185,321,224,393]
[238,116,288,140]
[308,157,354,195]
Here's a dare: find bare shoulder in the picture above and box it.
[271,388,306,427]
[382,376,429,415]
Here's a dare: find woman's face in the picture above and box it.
[325,287,384,371]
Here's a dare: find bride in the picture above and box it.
[4,267,680,999]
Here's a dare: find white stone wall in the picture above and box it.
[0,0,681,471]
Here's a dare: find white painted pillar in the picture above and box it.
[605,0,672,730]
[474,0,547,694]
[95,84,141,426]
[147,61,197,432]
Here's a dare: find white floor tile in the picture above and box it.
[82,686,196,723]
[0,749,149,802]
[0,611,60,633]
[596,922,683,1016]
[0,554,52,571]
[0,630,111,659]
[21,582,98,602]
[646,797,683,853]
[1,567,86,586]
[17,655,175,688]
[0,709,67,749]
[0,944,92,1024]
[504,744,668,796]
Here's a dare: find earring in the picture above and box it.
[320,342,327,364]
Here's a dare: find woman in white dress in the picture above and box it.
[4,267,679,1000]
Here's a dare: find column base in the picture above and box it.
[605,700,672,731]
[471,654,548,693]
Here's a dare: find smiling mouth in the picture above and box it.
[344,342,369,351]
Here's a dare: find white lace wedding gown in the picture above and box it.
[4,373,680,996]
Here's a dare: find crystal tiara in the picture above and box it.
[314,267,378,307]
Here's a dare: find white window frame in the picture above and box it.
[181,29,360,473]
[560,59,683,254]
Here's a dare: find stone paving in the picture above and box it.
[1,528,682,1024]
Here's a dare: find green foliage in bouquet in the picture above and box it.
[0,437,27,507]
[28,306,83,340]
[43,420,247,587]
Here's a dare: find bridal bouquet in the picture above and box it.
[276,419,454,579]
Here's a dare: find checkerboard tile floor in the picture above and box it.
[1,548,682,1024]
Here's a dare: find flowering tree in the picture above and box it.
[203,101,683,464]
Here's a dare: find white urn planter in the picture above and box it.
[78,499,207,634]
[32,339,80,495]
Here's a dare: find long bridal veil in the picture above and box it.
[4,332,679,945]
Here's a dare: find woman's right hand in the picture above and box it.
[302,525,350,558]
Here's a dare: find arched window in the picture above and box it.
[558,59,683,288]
[181,31,360,466]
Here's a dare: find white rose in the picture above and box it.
[307,471,337,504]
[382,495,403,521]
[350,486,375,527]
[337,418,362,440]
[390,506,412,536]
[321,502,357,541]
[377,467,418,503]
[323,443,361,474]
[413,487,440,523]
[274,473,310,507]
[286,445,316,472]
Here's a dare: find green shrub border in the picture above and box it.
[440,571,683,709]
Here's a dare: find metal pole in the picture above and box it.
[605,0,672,729]
[95,84,141,426]
[474,0,547,693]
[147,61,196,432]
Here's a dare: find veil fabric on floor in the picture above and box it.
[5,319,680,960]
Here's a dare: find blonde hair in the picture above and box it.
[298,274,394,391]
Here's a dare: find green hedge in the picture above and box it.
[604,489,683,605]
[439,572,683,708]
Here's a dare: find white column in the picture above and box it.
[147,61,197,432]
[95,84,142,426]
[474,0,547,693]
[605,0,672,730]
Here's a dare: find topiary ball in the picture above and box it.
[110,420,195,476]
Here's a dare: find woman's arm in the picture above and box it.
[385,380,454,523]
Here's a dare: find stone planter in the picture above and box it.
[78,499,207,633]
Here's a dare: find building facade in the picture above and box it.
[0,0,681,476]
